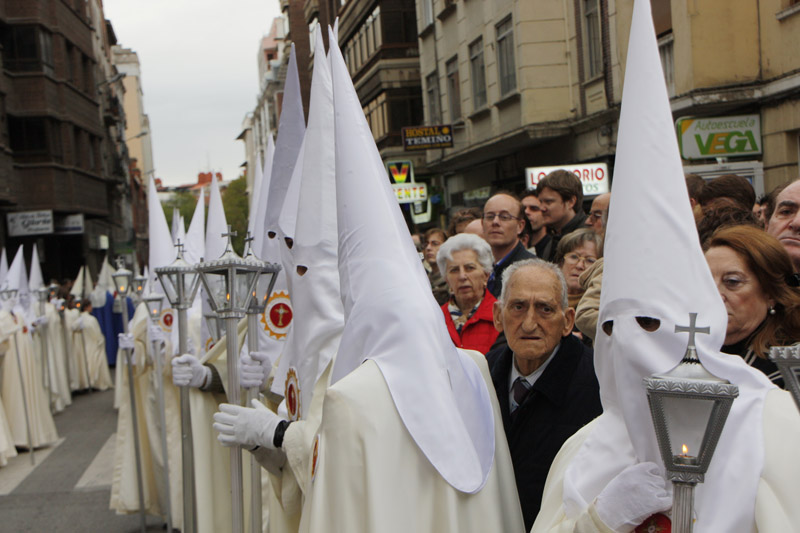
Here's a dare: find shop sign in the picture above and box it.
[525,163,610,196]
[7,210,54,237]
[677,114,761,159]
[54,213,85,235]
[401,125,454,151]
[393,183,428,204]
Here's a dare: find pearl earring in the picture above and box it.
[769,306,776,315]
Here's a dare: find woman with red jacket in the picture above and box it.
[436,234,500,354]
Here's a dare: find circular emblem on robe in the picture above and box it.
[284,367,301,421]
[634,513,671,533]
[262,291,292,340]
[205,337,215,352]
[160,309,174,331]
[310,434,320,482]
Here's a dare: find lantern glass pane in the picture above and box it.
[182,270,200,303]
[201,270,229,312]
[662,395,715,459]
[235,269,258,310]
[158,272,179,305]
[204,313,220,341]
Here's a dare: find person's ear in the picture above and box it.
[562,307,576,336]
[493,301,504,333]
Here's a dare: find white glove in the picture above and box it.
[213,399,284,450]
[595,462,672,532]
[172,354,210,388]
[72,316,84,331]
[118,332,135,351]
[148,324,166,344]
[239,350,271,389]
[33,315,48,328]
[53,298,64,310]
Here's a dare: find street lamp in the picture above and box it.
[154,241,201,533]
[644,313,738,533]
[768,344,800,413]
[195,226,277,533]
[0,287,34,465]
[242,233,280,533]
[111,258,147,533]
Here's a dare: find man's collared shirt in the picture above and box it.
[508,344,560,411]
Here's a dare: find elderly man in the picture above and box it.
[766,179,800,272]
[585,192,610,235]
[482,192,535,298]
[487,259,601,531]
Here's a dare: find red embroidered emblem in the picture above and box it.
[634,513,670,533]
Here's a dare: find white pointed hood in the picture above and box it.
[562,0,773,529]
[263,43,305,243]
[0,248,8,287]
[272,24,343,420]
[28,245,44,292]
[252,137,274,259]
[90,254,115,308]
[328,28,494,493]
[185,189,206,267]
[148,176,176,293]
[247,151,264,239]
[205,174,228,262]
[8,246,32,319]
[70,265,94,300]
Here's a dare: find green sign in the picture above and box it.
[677,114,761,160]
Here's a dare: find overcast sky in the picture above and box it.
[103,0,282,186]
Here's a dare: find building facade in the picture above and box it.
[415,0,800,215]
[0,0,135,282]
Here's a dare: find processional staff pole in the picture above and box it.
[79,266,93,393]
[113,260,147,533]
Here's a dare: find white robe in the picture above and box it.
[44,303,72,410]
[298,350,525,533]
[110,304,163,518]
[531,388,800,532]
[0,335,19,466]
[63,308,80,391]
[71,312,113,391]
[0,310,58,449]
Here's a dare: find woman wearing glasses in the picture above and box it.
[554,229,602,311]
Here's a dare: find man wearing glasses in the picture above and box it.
[585,192,610,235]
[481,192,535,298]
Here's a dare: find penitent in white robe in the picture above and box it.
[0,310,58,449]
[44,303,72,411]
[298,349,525,533]
[0,336,19,466]
[190,317,258,533]
[71,312,113,391]
[531,388,800,533]
[110,304,162,518]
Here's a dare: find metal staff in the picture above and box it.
[34,288,53,413]
[243,233,278,533]
[156,242,202,533]
[196,228,278,533]
[112,262,147,533]
[142,294,172,533]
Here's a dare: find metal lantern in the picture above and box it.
[111,260,133,298]
[141,292,164,323]
[156,242,201,311]
[243,234,281,317]
[47,283,59,300]
[0,287,17,301]
[34,286,49,307]
[644,313,738,533]
[154,241,202,533]
[769,344,800,413]
[133,273,148,300]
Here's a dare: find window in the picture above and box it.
[446,56,461,120]
[65,43,75,83]
[8,116,62,163]
[343,6,382,75]
[421,0,434,30]
[496,17,517,96]
[364,93,389,141]
[426,72,441,124]
[658,33,675,97]
[584,0,603,78]
[469,38,487,110]
[2,25,54,73]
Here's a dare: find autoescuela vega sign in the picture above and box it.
[677,114,761,160]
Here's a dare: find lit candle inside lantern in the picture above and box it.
[674,443,698,466]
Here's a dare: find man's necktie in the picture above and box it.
[511,377,531,412]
